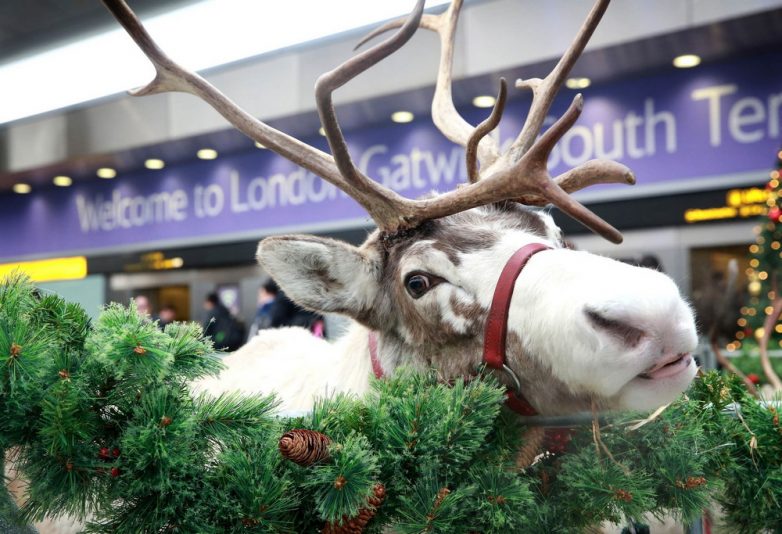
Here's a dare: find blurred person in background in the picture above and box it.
[133,295,158,321]
[158,304,177,329]
[247,279,278,340]
[202,292,245,351]
[268,287,326,338]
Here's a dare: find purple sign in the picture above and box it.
[1,50,780,261]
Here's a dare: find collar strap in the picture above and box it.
[368,331,384,379]
[482,242,551,414]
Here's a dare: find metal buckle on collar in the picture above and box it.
[501,363,523,397]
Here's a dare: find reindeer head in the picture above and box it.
[105,0,697,414]
[258,203,696,415]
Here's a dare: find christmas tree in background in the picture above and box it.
[733,145,782,389]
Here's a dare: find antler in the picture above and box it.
[355,0,632,243]
[104,0,631,242]
[355,0,502,174]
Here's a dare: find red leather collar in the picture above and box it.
[482,243,550,370]
[368,331,384,379]
[482,242,551,415]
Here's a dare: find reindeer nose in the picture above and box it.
[584,308,645,347]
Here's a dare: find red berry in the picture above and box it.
[111,467,121,477]
[99,447,110,459]
[112,448,121,458]
[747,373,761,385]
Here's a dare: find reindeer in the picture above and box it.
[6,2,701,532]
[100,0,698,417]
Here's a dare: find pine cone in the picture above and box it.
[322,483,386,534]
[279,429,331,466]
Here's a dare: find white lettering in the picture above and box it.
[75,189,189,233]
[691,84,737,146]
[770,93,782,137]
[624,111,645,158]
[230,171,249,213]
[561,125,594,166]
[202,184,224,217]
[645,98,676,153]
[421,148,461,186]
[593,121,623,159]
[728,96,765,143]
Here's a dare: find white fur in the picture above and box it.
[194,325,374,413]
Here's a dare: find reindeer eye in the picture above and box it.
[405,273,433,299]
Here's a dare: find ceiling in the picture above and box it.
[0,0,193,64]
[1,4,781,191]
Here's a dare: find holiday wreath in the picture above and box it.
[1,274,780,533]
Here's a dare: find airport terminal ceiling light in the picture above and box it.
[0,0,449,125]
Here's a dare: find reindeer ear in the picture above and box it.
[257,235,381,322]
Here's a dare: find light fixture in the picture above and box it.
[96,167,117,179]
[0,1,450,126]
[53,175,72,187]
[673,54,701,68]
[565,77,591,89]
[13,183,31,194]
[145,158,165,170]
[318,127,326,136]
[197,148,218,160]
[472,95,496,108]
[255,141,266,149]
[391,111,414,123]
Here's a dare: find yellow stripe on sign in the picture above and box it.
[0,256,88,283]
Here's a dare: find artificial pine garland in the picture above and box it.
[1,273,780,533]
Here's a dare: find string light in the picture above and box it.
[748,308,757,316]
[766,305,774,315]
[755,327,765,339]
[750,244,759,253]
[738,318,747,327]
[775,324,782,334]
[773,241,781,250]
[750,259,760,268]
[759,271,769,280]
